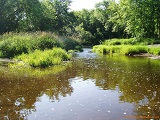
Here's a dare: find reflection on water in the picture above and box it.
[0,48,160,120]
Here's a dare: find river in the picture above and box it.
[0,48,160,120]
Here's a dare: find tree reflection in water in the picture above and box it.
[0,54,160,119]
[0,64,73,120]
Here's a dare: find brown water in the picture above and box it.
[0,48,160,120]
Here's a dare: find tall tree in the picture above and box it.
[17,0,43,31]
[0,0,18,34]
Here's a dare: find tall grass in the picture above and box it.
[93,38,160,56]
[0,32,82,58]
[14,48,71,67]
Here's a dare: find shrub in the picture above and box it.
[0,36,31,58]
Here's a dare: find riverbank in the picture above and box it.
[92,45,160,60]
[92,38,160,60]
[0,32,83,67]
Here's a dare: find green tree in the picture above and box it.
[0,0,18,34]
[17,0,43,31]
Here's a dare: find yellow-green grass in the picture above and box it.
[93,45,160,56]
[14,48,71,68]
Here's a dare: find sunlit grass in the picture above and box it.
[148,47,160,55]
[93,45,160,56]
[14,48,71,68]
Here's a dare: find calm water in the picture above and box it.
[0,48,160,120]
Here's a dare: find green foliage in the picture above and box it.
[0,33,31,58]
[36,33,62,50]
[103,38,159,46]
[15,48,71,68]
[103,38,135,45]
[109,0,160,38]
[1,0,160,45]
[0,32,81,58]
[60,37,82,51]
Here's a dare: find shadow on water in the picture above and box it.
[0,48,160,120]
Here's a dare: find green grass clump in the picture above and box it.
[15,48,71,67]
[93,38,160,56]
[120,45,148,55]
[93,45,149,56]
[92,45,120,54]
[149,47,160,55]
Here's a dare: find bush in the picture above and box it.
[36,33,62,50]
[0,36,31,58]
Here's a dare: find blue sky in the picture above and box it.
[70,0,104,11]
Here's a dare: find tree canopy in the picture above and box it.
[1,0,160,44]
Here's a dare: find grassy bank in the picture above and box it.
[0,32,82,58]
[93,38,160,56]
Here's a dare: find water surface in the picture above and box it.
[0,48,160,120]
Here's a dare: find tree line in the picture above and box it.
[1,0,160,44]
